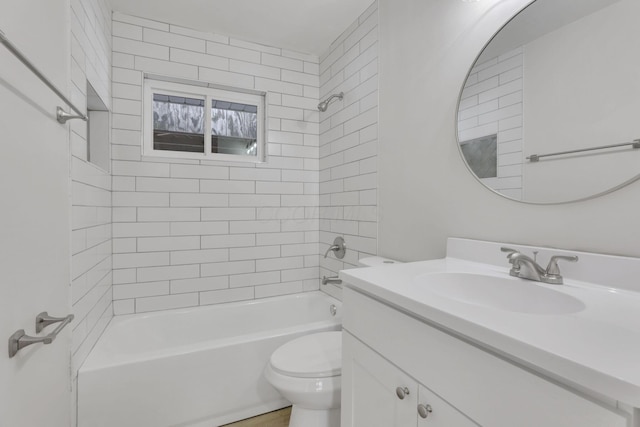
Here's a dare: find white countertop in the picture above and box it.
[340,254,640,407]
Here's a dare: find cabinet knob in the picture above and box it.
[396,386,410,400]
[417,403,433,419]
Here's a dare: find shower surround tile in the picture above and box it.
[70,0,113,425]
[111,12,322,312]
[319,1,379,301]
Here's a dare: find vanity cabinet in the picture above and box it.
[341,287,631,427]
[343,330,478,426]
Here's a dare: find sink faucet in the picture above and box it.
[501,247,578,285]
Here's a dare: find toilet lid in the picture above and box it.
[270,331,342,378]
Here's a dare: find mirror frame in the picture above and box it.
[455,0,640,205]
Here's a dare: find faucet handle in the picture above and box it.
[500,247,520,258]
[324,237,346,259]
[323,244,340,258]
[546,255,579,276]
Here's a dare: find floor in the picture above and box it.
[222,407,292,427]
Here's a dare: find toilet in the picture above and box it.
[264,331,342,427]
[264,256,399,427]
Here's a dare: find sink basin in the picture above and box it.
[411,272,585,315]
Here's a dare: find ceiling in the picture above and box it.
[109,0,375,56]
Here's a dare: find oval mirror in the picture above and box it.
[456,0,640,204]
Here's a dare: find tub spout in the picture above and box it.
[322,276,342,285]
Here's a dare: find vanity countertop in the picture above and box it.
[340,242,640,408]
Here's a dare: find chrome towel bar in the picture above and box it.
[8,313,74,358]
[527,139,640,162]
[0,28,88,124]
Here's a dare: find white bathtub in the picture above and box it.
[78,291,341,427]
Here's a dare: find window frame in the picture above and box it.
[143,79,265,163]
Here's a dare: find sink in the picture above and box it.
[411,272,585,315]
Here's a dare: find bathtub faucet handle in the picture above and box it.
[324,237,346,259]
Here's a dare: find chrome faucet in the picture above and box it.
[501,247,578,285]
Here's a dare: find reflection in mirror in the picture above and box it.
[456,0,640,203]
[460,135,497,179]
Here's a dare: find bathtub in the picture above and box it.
[78,291,341,427]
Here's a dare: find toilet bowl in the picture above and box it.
[264,256,399,427]
[264,331,342,427]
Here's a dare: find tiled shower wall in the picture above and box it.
[70,0,112,378]
[110,12,321,313]
[319,2,379,300]
[69,0,112,424]
[457,47,524,200]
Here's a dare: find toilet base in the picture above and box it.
[289,406,340,427]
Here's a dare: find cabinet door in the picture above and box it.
[343,331,417,427]
[417,385,479,427]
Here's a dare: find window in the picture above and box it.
[143,79,265,162]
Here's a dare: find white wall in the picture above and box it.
[0,1,73,425]
[2,0,112,425]
[110,13,322,313]
[378,0,640,261]
[319,2,379,300]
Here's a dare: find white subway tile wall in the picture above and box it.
[70,0,112,424]
[319,1,379,300]
[111,12,323,313]
[70,0,112,371]
[458,47,524,200]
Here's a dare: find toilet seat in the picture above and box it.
[269,331,341,378]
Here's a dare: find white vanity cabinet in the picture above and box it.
[341,287,631,427]
[343,330,478,426]
[343,330,417,426]
[416,384,479,426]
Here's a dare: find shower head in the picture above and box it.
[317,100,330,112]
[317,92,344,112]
